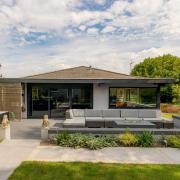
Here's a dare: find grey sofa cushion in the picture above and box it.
[63,117,85,127]
[125,117,143,121]
[85,109,102,117]
[121,109,139,118]
[72,109,85,117]
[138,110,157,118]
[143,118,162,121]
[85,117,104,121]
[102,110,120,117]
[104,117,125,121]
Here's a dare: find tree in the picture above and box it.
[131,54,180,104]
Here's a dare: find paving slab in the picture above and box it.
[0,140,39,180]
[10,119,63,139]
[28,146,180,164]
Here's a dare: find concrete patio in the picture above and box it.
[0,139,39,180]
[0,118,179,180]
[10,119,63,139]
[28,146,180,164]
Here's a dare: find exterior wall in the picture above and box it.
[93,84,109,109]
[22,83,27,118]
[24,82,161,118]
[0,83,22,119]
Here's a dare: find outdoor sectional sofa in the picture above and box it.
[63,109,164,128]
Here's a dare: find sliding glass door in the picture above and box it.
[50,88,69,118]
[27,84,93,118]
[31,86,49,117]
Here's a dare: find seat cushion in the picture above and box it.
[121,109,139,118]
[85,117,104,121]
[104,117,125,121]
[143,118,162,121]
[63,117,85,126]
[85,109,102,117]
[72,109,85,117]
[138,110,157,118]
[102,109,120,117]
[125,117,143,121]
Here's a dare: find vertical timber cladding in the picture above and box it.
[0,83,22,119]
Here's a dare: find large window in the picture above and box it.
[72,87,93,109]
[109,88,157,108]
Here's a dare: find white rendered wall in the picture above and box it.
[93,84,109,110]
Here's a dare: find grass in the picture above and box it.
[162,113,180,119]
[9,161,180,180]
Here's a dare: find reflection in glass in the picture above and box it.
[32,87,49,117]
[109,88,157,108]
[72,87,92,109]
[50,88,69,118]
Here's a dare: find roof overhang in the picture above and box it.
[0,78,174,85]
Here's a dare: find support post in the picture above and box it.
[157,85,161,109]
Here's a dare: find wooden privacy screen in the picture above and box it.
[0,83,22,119]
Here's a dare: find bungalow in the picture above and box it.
[0,66,174,119]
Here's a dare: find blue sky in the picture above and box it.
[0,0,180,77]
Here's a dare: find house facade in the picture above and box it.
[0,66,174,119]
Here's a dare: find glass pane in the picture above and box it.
[139,88,157,108]
[72,87,92,108]
[32,87,49,117]
[50,88,69,117]
[109,87,157,108]
[126,88,139,107]
[109,88,117,106]
[116,88,126,107]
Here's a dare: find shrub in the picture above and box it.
[101,135,118,147]
[119,131,138,146]
[55,132,118,150]
[55,131,71,147]
[86,136,104,150]
[68,133,88,148]
[137,131,154,147]
[166,135,180,148]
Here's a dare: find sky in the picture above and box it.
[0,0,180,77]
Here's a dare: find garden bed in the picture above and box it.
[52,131,180,150]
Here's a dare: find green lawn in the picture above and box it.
[9,161,180,180]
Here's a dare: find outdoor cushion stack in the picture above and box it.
[63,109,161,128]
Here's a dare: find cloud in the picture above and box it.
[1,36,180,77]
[1,0,180,39]
[0,0,180,77]
[101,25,116,33]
